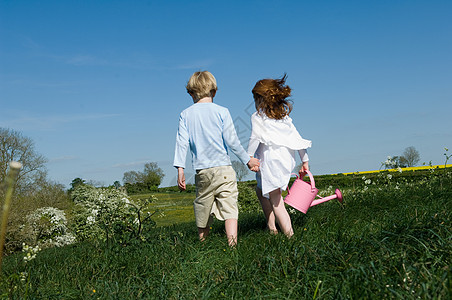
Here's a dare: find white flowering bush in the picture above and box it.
[23,207,76,249]
[71,185,156,244]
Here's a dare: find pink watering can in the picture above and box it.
[284,170,343,214]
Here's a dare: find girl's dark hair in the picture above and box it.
[252,74,292,120]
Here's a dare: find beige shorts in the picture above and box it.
[194,165,239,228]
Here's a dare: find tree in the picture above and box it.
[143,162,165,187]
[231,160,248,181]
[68,178,86,193]
[122,162,165,192]
[383,156,407,169]
[400,146,420,167]
[0,127,47,193]
[123,171,142,185]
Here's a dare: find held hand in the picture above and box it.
[177,168,186,191]
[299,162,309,178]
[247,157,260,172]
[250,165,260,172]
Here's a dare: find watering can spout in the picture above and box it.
[311,189,343,207]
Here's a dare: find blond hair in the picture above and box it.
[252,74,292,120]
[186,71,218,101]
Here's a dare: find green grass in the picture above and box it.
[1,173,451,299]
[130,192,195,227]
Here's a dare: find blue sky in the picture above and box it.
[1,0,451,188]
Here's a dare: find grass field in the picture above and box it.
[1,170,451,299]
[130,192,195,227]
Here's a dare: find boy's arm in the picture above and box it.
[222,110,254,166]
[177,167,186,191]
[174,114,189,169]
[174,114,189,190]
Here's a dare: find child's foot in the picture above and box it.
[267,227,278,235]
[284,230,294,239]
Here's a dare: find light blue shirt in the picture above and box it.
[173,102,250,170]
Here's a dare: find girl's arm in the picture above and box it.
[247,137,260,157]
[247,113,261,156]
[298,149,309,177]
[298,149,309,162]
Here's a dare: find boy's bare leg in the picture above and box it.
[269,189,293,237]
[225,218,238,246]
[198,227,210,242]
[256,187,278,234]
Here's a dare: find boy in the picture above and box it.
[173,71,259,246]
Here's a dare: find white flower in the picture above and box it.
[365,179,371,185]
[87,215,96,225]
[22,244,41,263]
[397,167,403,173]
[387,174,392,180]
[20,272,27,282]
[52,233,77,247]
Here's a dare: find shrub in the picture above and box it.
[71,185,157,245]
[21,207,76,249]
[237,182,260,213]
[2,181,73,255]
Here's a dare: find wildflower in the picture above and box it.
[365,179,371,185]
[22,243,41,263]
[20,272,27,282]
[387,174,392,180]
[87,215,96,225]
[397,167,403,173]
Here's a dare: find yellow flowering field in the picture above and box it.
[339,164,452,175]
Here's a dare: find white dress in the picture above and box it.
[247,112,312,198]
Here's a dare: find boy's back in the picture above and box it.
[174,102,250,171]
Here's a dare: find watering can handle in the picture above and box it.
[290,170,316,191]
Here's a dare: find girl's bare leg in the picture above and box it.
[268,189,293,237]
[225,218,238,246]
[256,187,278,234]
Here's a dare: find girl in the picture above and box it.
[247,74,311,237]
